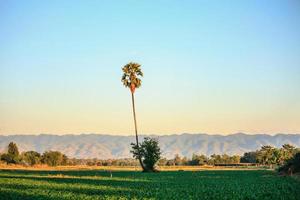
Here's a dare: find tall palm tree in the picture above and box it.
[121,62,145,170]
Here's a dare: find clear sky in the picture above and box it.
[1,1,300,135]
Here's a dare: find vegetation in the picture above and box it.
[242,144,299,167]
[121,62,145,171]
[0,141,299,199]
[0,170,299,199]
[131,137,161,172]
[1,142,299,170]
[68,158,139,166]
[157,154,241,166]
[42,151,68,167]
[240,151,257,163]
[0,142,68,167]
[278,152,300,175]
[22,151,41,166]
[0,142,20,164]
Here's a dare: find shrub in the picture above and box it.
[42,151,68,166]
[22,151,41,166]
[131,137,161,172]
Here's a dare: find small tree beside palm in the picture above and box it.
[131,137,161,172]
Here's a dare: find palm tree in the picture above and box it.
[121,62,145,171]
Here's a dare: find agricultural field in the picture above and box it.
[0,169,299,200]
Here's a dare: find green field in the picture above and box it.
[0,170,299,200]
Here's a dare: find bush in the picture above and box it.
[42,151,67,166]
[131,137,161,172]
[1,153,19,164]
[22,151,41,166]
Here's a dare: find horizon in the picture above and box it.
[1,132,300,137]
[1,1,300,135]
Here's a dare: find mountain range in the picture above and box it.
[0,133,299,159]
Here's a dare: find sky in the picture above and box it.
[0,0,300,135]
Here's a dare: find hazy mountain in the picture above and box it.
[0,133,299,159]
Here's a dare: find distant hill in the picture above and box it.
[0,133,299,159]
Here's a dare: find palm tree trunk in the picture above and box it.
[131,92,146,171]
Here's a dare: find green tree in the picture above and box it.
[230,155,241,164]
[209,154,223,165]
[121,62,145,171]
[22,151,41,166]
[278,152,300,175]
[222,154,230,164]
[42,151,67,167]
[0,142,20,164]
[257,145,276,166]
[131,137,161,172]
[190,154,208,165]
[240,151,258,163]
[8,142,19,156]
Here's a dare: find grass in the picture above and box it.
[0,169,299,200]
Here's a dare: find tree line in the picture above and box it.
[0,141,299,168]
[155,144,299,167]
[0,141,143,167]
[0,142,67,166]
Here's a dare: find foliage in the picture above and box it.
[240,151,258,163]
[42,151,67,167]
[60,143,297,168]
[22,151,41,166]
[0,170,300,199]
[255,144,297,166]
[208,154,240,165]
[256,145,276,165]
[131,137,161,172]
[8,142,19,156]
[0,142,20,164]
[1,153,19,164]
[278,152,300,175]
[121,62,143,93]
[280,144,297,164]
[190,154,209,165]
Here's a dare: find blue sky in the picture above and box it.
[0,1,300,135]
